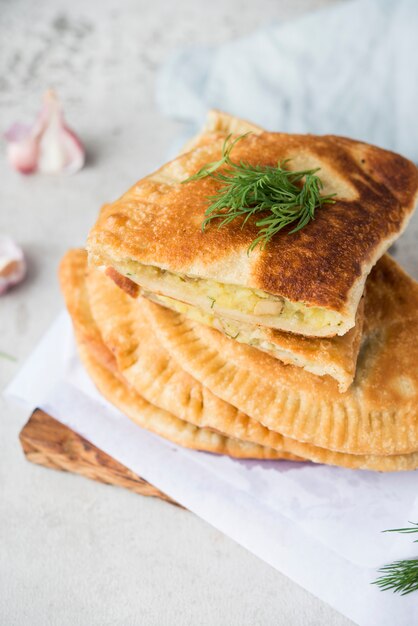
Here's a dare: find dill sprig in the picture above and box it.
[373,560,418,595]
[183,133,336,252]
[381,522,418,539]
[372,522,418,595]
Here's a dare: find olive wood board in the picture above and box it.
[19,409,177,506]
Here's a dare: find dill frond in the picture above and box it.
[372,522,418,595]
[183,133,336,253]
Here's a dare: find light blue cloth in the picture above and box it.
[157,0,418,162]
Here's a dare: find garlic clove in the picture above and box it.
[36,90,85,174]
[0,236,27,295]
[4,123,39,174]
[4,90,85,175]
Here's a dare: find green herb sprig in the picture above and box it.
[183,133,336,252]
[0,350,16,362]
[372,522,418,595]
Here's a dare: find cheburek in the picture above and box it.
[87,111,418,338]
[104,256,364,391]
[143,254,418,458]
[61,249,418,471]
[144,292,364,392]
[59,249,296,460]
[99,112,364,391]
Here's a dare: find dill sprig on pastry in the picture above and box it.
[183,133,336,252]
[372,522,418,595]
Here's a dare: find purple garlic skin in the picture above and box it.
[4,90,85,175]
[0,236,27,295]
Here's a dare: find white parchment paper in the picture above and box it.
[5,307,418,626]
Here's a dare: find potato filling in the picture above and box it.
[145,293,334,378]
[117,260,342,332]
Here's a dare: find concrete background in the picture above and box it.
[1,0,354,624]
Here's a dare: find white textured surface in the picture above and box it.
[0,1,354,625]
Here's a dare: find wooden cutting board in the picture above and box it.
[19,409,177,506]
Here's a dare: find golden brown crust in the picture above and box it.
[59,249,295,460]
[105,264,364,391]
[249,297,364,389]
[59,249,118,375]
[60,249,418,470]
[87,118,418,333]
[145,254,418,457]
[80,344,294,460]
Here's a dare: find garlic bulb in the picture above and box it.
[4,90,85,175]
[0,236,26,295]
